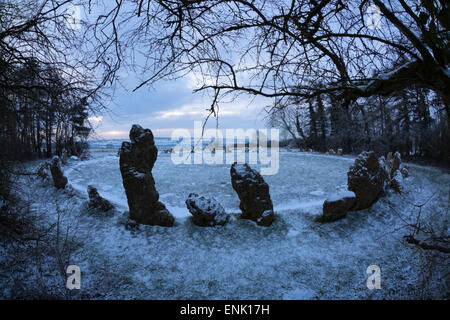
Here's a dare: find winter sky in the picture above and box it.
[74,1,277,140]
[91,72,273,140]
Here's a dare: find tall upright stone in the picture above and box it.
[230,163,275,226]
[50,156,68,189]
[347,151,385,210]
[119,125,174,227]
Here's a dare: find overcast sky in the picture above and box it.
[89,72,273,139]
[70,1,275,140]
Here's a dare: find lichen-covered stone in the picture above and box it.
[347,151,385,210]
[322,190,356,222]
[87,185,114,212]
[61,149,68,164]
[390,170,403,193]
[230,163,274,226]
[50,156,68,189]
[384,151,408,188]
[37,161,51,180]
[378,156,390,191]
[391,152,401,176]
[185,193,229,226]
[400,167,409,178]
[119,124,174,227]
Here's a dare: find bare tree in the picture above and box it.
[0,0,103,97]
[267,98,307,148]
[88,0,449,116]
[0,0,114,160]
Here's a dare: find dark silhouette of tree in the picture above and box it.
[90,1,449,110]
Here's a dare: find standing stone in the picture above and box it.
[385,151,408,185]
[37,161,51,180]
[50,156,68,189]
[185,193,229,227]
[119,125,174,227]
[322,191,356,222]
[385,151,402,177]
[61,149,68,164]
[378,156,390,191]
[87,185,114,212]
[347,151,385,210]
[386,152,393,163]
[337,148,343,156]
[391,151,401,176]
[400,167,409,178]
[390,170,403,193]
[230,163,275,226]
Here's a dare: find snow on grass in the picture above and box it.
[326,190,355,202]
[8,150,449,299]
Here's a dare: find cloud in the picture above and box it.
[155,103,238,119]
[100,130,128,137]
[153,93,272,120]
[92,72,275,139]
[184,72,218,90]
[88,115,103,123]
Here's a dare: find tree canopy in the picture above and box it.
[90,0,450,113]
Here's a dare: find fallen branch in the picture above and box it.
[404,235,450,254]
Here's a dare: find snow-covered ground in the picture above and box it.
[66,151,357,219]
[5,149,449,299]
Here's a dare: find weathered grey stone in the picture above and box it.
[390,170,403,193]
[230,163,274,226]
[385,151,408,187]
[37,161,51,180]
[322,191,356,222]
[119,125,174,227]
[386,152,393,164]
[61,149,68,164]
[337,148,343,156]
[400,167,409,178]
[87,185,114,212]
[391,151,401,176]
[50,156,68,189]
[347,151,385,210]
[378,156,390,191]
[185,193,229,227]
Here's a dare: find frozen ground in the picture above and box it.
[5,149,449,299]
[66,151,357,218]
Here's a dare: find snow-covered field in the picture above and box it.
[7,148,449,299]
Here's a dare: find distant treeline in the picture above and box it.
[0,58,92,161]
[268,86,449,165]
